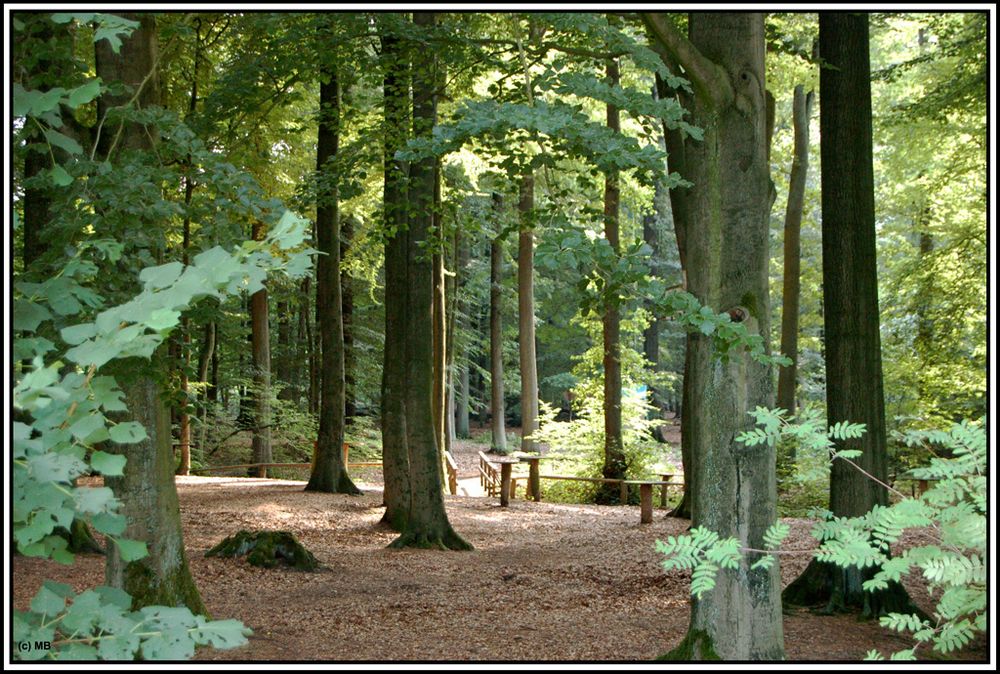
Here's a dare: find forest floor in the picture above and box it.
[12,424,989,663]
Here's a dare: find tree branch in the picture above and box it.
[641,12,732,109]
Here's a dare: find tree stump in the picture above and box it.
[206,530,319,571]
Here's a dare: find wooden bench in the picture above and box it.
[623,480,678,524]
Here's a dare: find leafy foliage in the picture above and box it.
[13,582,250,661]
[659,409,987,660]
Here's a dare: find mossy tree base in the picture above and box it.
[657,629,721,661]
[122,561,208,615]
[304,472,361,495]
[206,530,319,571]
[57,519,104,554]
[783,558,927,620]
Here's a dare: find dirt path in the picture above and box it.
[12,472,986,662]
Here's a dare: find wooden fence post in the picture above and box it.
[500,462,512,508]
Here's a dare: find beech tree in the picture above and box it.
[95,12,206,612]
[387,12,471,550]
[645,11,784,660]
[782,11,918,618]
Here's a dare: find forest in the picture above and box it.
[9,9,990,664]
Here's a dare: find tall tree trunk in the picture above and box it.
[307,59,358,494]
[646,12,783,659]
[96,12,205,612]
[517,175,540,454]
[776,85,813,421]
[249,219,273,478]
[445,228,461,450]
[276,300,294,400]
[389,11,470,550]
[783,12,918,619]
[342,216,356,416]
[489,200,508,454]
[196,320,216,460]
[599,54,626,503]
[655,72,694,521]
[379,23,411,529]
[432,166,448,464]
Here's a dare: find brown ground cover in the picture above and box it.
[12,429,988,663]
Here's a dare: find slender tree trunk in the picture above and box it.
[276,300,294,400]
[454,232,471,439]
[646,11,783,659]
[249,220,272,478]
[342,216,356,417]
[445,227,461,451]
[96,12,206,612]
[196,320,216,459]
[489,200,508,454]
[517,175,540,454]
[599,54,626,503]
[655,72,694,520]
[432,165,448,464]
[380,23,411,529]
[776,85,813,421]
[783,12,918,619]
[389,11,471,550]
[307,59,358,494]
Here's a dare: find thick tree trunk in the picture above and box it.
[379,24,411,530]
[647,12,783,660]
[106,379,206,613]
[307,63,358,494]
[783,12,917,619]
[432,166,448,463]
[776,85,813,421]
[517,175,540,454]
[599,54,626,504]
[96,12,205,613]
[489,210,508,454]
[389,11,470,550]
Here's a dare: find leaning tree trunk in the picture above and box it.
[307,61,358,495]
[379,22,411,529]
[645,11,784,660]
[782,12,918,619]
[599,53,626,504]
[96,11,206,614]
[517,174,540,454]
[489,197,508,454]
[776,85,813,421]
[389,11,470,550]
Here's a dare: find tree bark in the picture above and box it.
[389,11,471,550]
[655,71,694,520]
[776,85,813,421]
[783,12,918,619]
[342,215,356,416]
[249,219,273,478]
[306,59,358,494]
[96,12,204,612]
[517,174,540,454]
[599,54,626,504]
[379,23,411,529]
[647,11,784,660]
[489,199,508,455]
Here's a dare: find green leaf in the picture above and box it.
[69,412,107,443]
[90,450,126,477]
[192,619,253,649]
[74,486,117,515]
[30,584,68,616]
[114,537,148,562]
[44,128,83,155]
[67,79,102,108]
[109,421,147,444]
[14,299,53,332]
[90,512,127,537]
[140,627,195,660]
[139,261,184,290]
[60,323,98,346]
[49,165,74,187]
[143,308,181,332]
